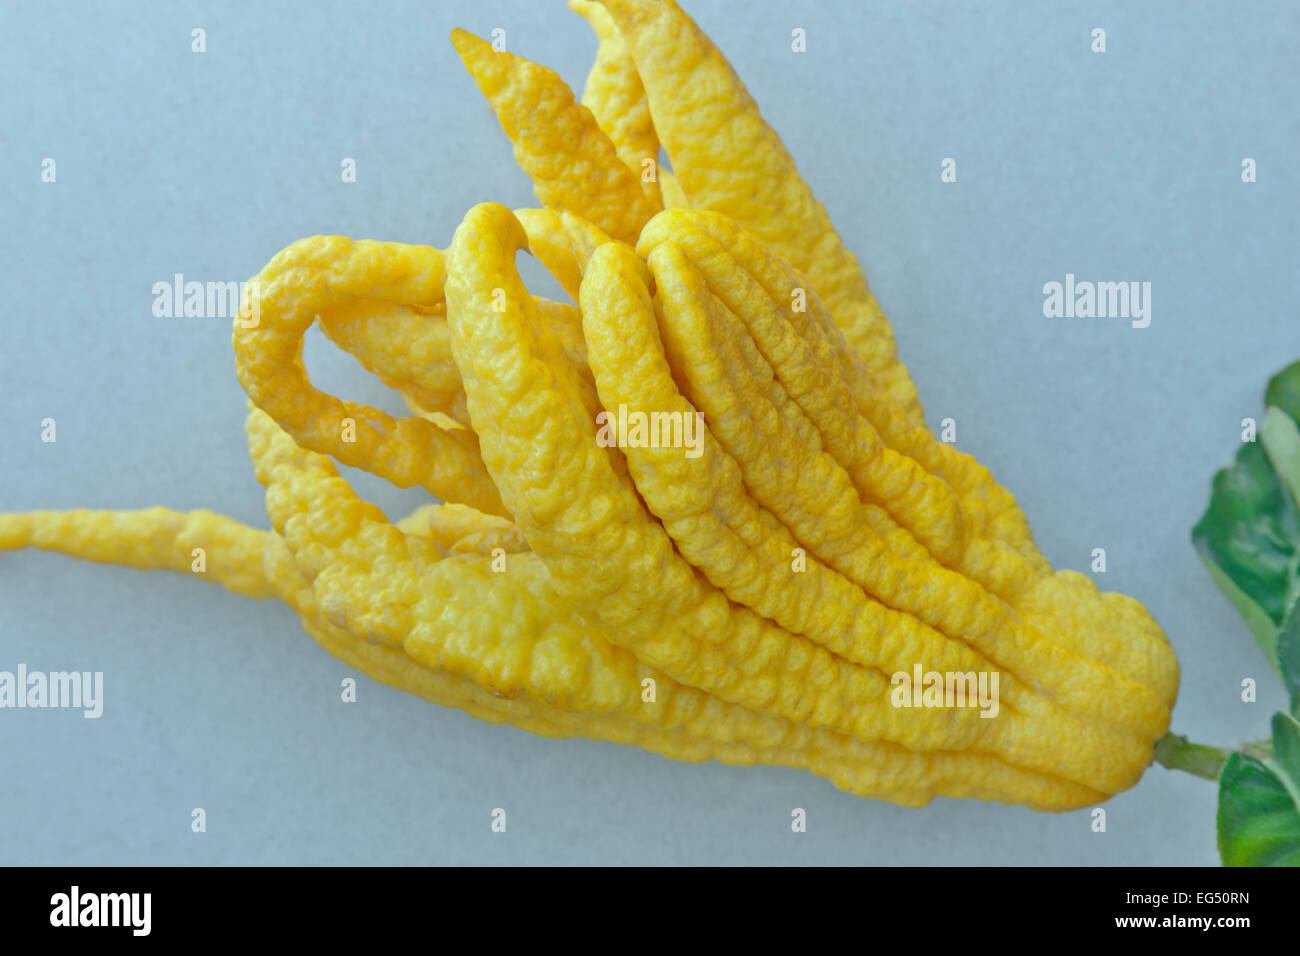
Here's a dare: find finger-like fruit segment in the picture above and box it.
[596,0,923,422]
[234,235,506,516]
[451,29,657,245]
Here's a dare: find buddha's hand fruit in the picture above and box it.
[0,0,1177,810]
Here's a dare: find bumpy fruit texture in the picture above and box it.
[0,0,1177,809]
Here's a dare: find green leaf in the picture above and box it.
[1265,359,1300,422]
[1280,611,1300,717]
[1196,553,1284,665]
[1217,713,1300,866]
[1192,426,1300,667]
[1270,712,1300,800]
[1262,405,1300,515]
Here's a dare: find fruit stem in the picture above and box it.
[1151,732,1273,780]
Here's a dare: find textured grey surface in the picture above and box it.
[1,0,1296,865]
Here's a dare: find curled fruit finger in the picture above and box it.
[233,235,506,516]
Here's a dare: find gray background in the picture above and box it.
[1,0,1296,865]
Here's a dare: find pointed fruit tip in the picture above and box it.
[449,28,480,56]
